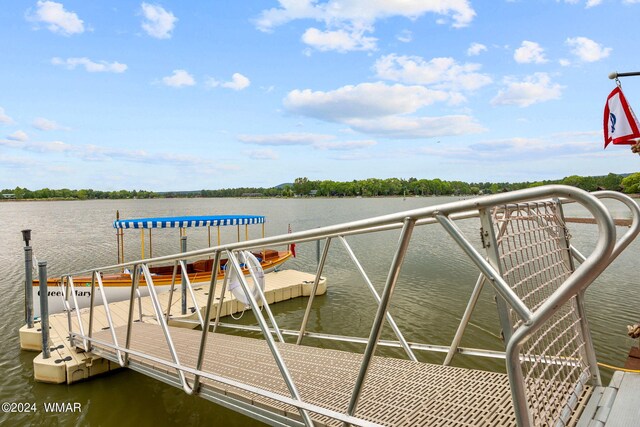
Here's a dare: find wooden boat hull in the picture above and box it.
[32,250,292,317]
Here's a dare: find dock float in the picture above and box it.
[19,269,326,384]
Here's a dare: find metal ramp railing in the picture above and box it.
[55,185,639,426]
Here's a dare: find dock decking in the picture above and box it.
[89,322,529,426]
[19,269,327,384]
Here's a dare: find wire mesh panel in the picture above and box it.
[490,201,592,426]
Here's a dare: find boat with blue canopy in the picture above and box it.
[33,213,293,316]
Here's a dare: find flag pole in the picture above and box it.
[609,71,640,79]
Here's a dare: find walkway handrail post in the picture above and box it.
[193,250,221,393]
[124,264,140,366]
[38,261,50,359]
[241,251,286,343]
[23,237,34,329]
[141,264,194,395]
[181,236,187,315]
[165,261,179,322]
[179,260,204,328]
[443,274,486,366]
[339,235,417,362]
[297,237,331,345]
[67,276,89,350]
[346,217,416,418]
[95,271,125,366]
[227,250,314,427]
[212,265,231,333]
[87,271,96,351]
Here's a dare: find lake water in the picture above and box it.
[1,196,638,426]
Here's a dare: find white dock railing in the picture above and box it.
[57,186,639,427]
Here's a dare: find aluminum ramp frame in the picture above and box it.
[88,323,592,427]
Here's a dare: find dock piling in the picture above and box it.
[38,261,50,359]
[22,229,34,329]
[181,236,187,315]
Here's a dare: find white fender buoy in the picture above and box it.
[228,251,265,306]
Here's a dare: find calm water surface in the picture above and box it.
[0,196,638,426]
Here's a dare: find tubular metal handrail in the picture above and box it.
[178,260,205,328]
[54,185,640,427]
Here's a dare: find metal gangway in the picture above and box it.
[56,185,639,426]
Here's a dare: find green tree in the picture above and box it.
[621,173,640,194]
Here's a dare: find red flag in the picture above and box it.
[604,87,640,148]
[288,224,296,257]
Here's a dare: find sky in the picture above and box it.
[1,0,640,191]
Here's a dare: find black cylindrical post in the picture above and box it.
[24,246,34,328]
[38,261,50,359]
[181,236,187,315]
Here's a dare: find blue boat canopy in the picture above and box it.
[113,215,265,229]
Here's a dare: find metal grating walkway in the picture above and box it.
[89,323,591,426]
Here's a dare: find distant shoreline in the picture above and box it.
[2,193,638,202]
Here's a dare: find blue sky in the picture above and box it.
[1,1,639,191]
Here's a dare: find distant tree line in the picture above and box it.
[2,173,639,201]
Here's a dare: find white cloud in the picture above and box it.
[207,73,251,91]
[491,73,564,107]
[51,57,127,73]
[224,73,250,90]
[467,42,487,56]
[374,54,492,92]
[141,2,177,39]
[8,130,28,142]
[0,107,14,124]
[162,69,195,88]
[238,132,377,150]
[255,0,476,31]
[238,133,333,146]
[397,30,412,43]
[33,117,68,131]
[559,58,571,67]
[283,82,485,138]
[0,136,223,168]
[557,0,603,6]
[255,0,474,53]
[246,149,279,160]
[316,140,377,150]
[28,1,84,36]
[345,115,485,138]
[285,82,451,121]
[514,41,547,64]
[302,26,377,52]
[566,36,611,62]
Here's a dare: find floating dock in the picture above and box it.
[19,269,326,385]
